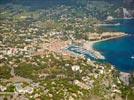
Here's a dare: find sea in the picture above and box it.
[93,19,134,73]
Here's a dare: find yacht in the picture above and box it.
[131,56,134,59]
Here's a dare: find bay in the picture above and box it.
[94,19,134,72]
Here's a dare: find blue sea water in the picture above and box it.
[93,19,134,72]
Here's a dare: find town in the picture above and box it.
[0,1,134,100]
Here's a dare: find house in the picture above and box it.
[71,65,80,72]
[15,83,24,93]
[0,85,7,92]
[24,86,33,94]
[15,83,33,94]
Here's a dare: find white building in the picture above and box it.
[71,65,80,72]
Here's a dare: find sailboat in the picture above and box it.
[131,56,134,59]
[123,8,132,19]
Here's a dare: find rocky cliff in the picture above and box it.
[123,0,134,17]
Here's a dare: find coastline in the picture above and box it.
[35,32,127,60]
[83,32,128,59]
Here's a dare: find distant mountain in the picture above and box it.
[0,0,133,18]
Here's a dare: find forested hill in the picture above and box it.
[0,0,123,6]
[0,0,133,19]
[0,0,133,7]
